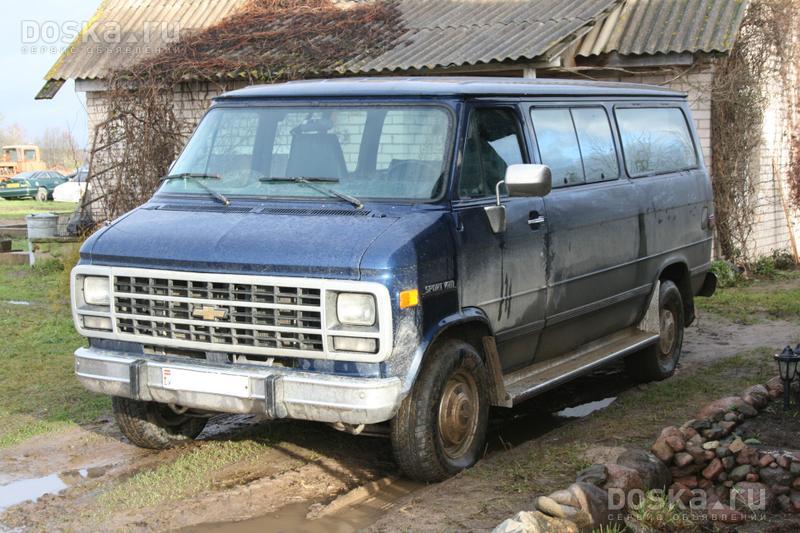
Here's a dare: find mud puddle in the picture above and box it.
[0,474,67,513]
[189,478,420,533]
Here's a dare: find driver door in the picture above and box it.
[454,104,549,371]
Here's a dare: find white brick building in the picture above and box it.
[40,0,798,260]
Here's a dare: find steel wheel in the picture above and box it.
[35,187,48,202]
[658,307,677,356]
[437,368,480,460]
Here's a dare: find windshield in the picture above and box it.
[161,105,452,201]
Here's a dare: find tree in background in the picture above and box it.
[35,127,83,170]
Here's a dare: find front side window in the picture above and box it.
[164,105,452,201]
[571,108,619,183]
[24,149,37,161]
[459,108,525,199]
[615,107,697,176]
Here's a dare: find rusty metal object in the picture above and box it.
[437,367,480,460]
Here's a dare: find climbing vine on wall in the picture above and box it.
[82,0,404,224]
[710,0,800,263]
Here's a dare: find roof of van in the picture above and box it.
[216,77,685,100]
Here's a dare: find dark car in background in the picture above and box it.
[0,170,67,201]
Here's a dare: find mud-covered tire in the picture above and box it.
[390,340,490,482]
[35,187,48,202]
[112,397,207,449]
[626,280,684,382]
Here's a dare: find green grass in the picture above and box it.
[97,440,274,512]
[0,263,108,448]
[696,276,800,324]
[0,199,76,219]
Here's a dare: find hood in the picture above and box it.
[85,203,400,279]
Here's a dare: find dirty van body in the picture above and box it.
[71,78,716,482]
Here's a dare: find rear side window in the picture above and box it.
[615,107,697,176]
[531,107,619,187]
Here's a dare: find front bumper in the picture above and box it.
[75,347,403,424]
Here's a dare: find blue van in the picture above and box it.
[71,78,715,481]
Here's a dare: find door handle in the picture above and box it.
[528,211,545,229]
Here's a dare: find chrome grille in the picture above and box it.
[113,275,323,352]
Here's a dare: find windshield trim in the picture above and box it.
[153,100,458,205]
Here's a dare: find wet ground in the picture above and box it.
[0,311,796,532]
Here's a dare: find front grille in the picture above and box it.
[113,275,323,352]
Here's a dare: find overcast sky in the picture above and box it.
[0,0,100,148]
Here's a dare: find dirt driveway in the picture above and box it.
[0,299,796,532]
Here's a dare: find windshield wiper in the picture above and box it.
[259,176,363,209]
[160,173,230,206]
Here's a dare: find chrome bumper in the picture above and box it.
[75,347,402,424]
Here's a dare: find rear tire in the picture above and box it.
[112,397,207,449]
[626,280,684,382]
[35,187,48,202]
[390,340,490,482]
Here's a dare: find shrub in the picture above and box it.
[770,248,796,271]
[751,255,777,278]
[710,260,739,288]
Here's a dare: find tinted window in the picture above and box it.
[615,107,697,176]
[459,108,524,198]
[531,108,584,187]
[571,108,619,183]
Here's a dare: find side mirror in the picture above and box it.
[505,164,552,198]
[484,164,552,235]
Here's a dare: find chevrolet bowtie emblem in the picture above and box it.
[192,305,228,321]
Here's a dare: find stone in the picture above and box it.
[737,447,758,466]
[665,435,686,453]
[703,450,716,461]
[777,455,791,469]
[792,491,800,512]
[729,465,753,483]
[722,456,735,471]
[675,475,698,489]
[759,466,793,487]
[567,482,616,530]
[703,426,726,440]
[493,511,579,533]
[778,494,793,513]
[705,500,746,523]
[535,496,588,525]
[719,421,737,435]
[746,473,760,482]
[738,404,759,418]
[604,463,645,493]
[650,438,674,463]
[548,489,580,508]
[575,464,607,487]
[793,477,800,489]
[723,412,738,422]
[772,485,790,496]
[703,458,724,480]
[687,419,711,431]
[674,452,694,468]
[670,465,701,478]
[680,426,698,440]
[791,462,800,476]
[698,478,713,490]
[616,449,671,491]
[669,482,693,505]
[703,440,720,451]
[732,481,773,512]
[759,454,775,468]
[744,438,761,445]
[729,437,746,454]
[741,384,769,409]
[716,446,730,458]
[766,376,784,398]
[697,397,747,420]
[718,472,728,482]
[583,446,627,466]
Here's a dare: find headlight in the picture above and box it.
[336,293,376,326]
[83,276,110,306]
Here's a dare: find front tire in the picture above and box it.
[35,187,48,202]
[112,397,207,449]
[390,340,490,482]
[626,280,684,382]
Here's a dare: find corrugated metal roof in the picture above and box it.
[578,0,749,57]
[44,0,620,86]
[345,0,621,72]
[45,0,248,82]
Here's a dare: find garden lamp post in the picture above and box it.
[775,346,800,410]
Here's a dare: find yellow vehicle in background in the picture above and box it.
[0,145,47,179]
